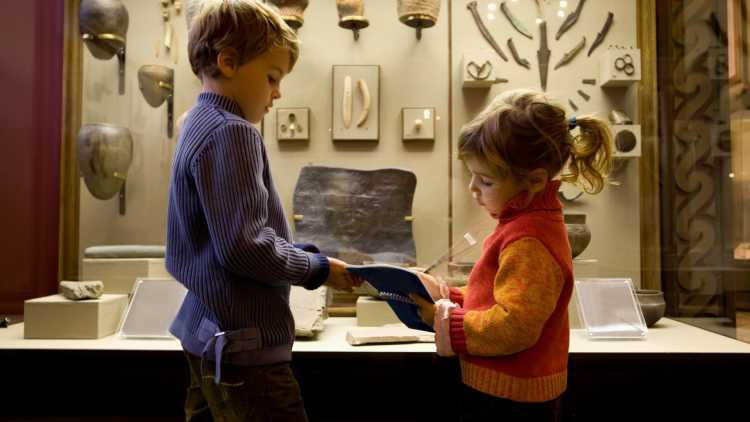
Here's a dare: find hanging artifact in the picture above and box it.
[507,38,530,69]
[467,1,508,61]
[336,0,369,41]
[159,0,182,63]
[555,0,586,40]
[76,124,133,214]
[137,65,175,138]
[266,0,309,30]
[588,12,614,57]
[537,21,551,91]
[500,2,532,40]
[396,0,441,40]
[79,0,129,95]
[553,36,586,70]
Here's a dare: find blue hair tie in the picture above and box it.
[568,116,577,130]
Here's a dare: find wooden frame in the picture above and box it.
[728,0,746,86]
[59,0,82,282]
[637,0,661,291]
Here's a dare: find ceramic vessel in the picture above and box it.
[564,213,591,258]
[635,289,666,327]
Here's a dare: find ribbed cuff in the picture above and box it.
[300,253,329,290]
[449,287,465,306]
[449,307,469,355]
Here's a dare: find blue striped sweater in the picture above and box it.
[167,92,329,365]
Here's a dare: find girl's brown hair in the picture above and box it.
[188,0,300,79]
[458,89,612,194]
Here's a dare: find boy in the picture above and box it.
[167,1,360,421]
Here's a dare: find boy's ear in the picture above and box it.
[216,47,240,77]
[526,168,549,194]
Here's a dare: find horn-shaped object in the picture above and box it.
[336,0,369,41]
[397,0,440,40]
[79,0,129,95]
[138,65,175,138]
[76,124,133,214]
[267,0,309,30]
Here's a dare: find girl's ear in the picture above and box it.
[216,47,240,77]
[526,168,549,194]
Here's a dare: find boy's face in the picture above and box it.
[225,47,291,123]
[465,156,522,219]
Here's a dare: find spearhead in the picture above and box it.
[537,21,551,91]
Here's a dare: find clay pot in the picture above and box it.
[636,289,666,327]
[267,0,309,30]
[564,213,591,258]
[76,124,133,200]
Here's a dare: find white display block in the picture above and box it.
[82,258,171,294]
[24,294,129,339]
[402,107,436,141]
[612,124,642,158]
[356,296,400,327]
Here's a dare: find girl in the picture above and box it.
[412,89,612,421]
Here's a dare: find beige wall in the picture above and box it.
[80,0,642,286]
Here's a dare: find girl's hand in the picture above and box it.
[412,270,448,302]
[410,293,435,327]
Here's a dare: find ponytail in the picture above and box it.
[561,115,613,194]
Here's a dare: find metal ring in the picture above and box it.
[614,57,626,71]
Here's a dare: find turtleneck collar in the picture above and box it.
[498,180,563,221]
[197,92,244,118]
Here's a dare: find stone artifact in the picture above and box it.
[396,0,441,40]
[76,124,133,201]
[467,1,508,61]
[555,0,586,40]
[84,245,166,259]
[137,65,175,137]
[79,0,129,94]
[554,37,586,70]
[342,75,352,128]
[564,213,591,258]
[346,325,434,345]
[267,0,309,30]
[588,12,614,57]
[336,0,369,40]
[293,166,417,265]
[59,281,104,301]
[537,21,551,91]
[500,1,532,40]
[290,286,328,337]
[507,38,530,69]
[609,109,633,125]
[635,289,666,327]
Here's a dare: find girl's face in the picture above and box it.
[465,156,523,219]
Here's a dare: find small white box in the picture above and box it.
[24,294,129,339]
[612,124,641,158]
[82,258,171,295]
[599,48,641,87]
[402,107,435,141]
[277,107,309,141]
[356,296,400,327]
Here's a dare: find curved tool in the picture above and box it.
[556,0,586,40]
[355,79,370,127]
[500,2,533,40]
[588,12,613,57]
[467,1,508,62]
[554,36,586,70]
[508,38,530,69]
[467,60,493,80]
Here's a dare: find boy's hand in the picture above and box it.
[410,294,435,327]
[325,257,363,292]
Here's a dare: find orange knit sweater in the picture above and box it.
[447,180,573,403]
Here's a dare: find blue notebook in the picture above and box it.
[347,264,434,332]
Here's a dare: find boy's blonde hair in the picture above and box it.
[188,0,300,78]
[458,89,613,194]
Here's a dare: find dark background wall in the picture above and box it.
[0,1,64,314]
